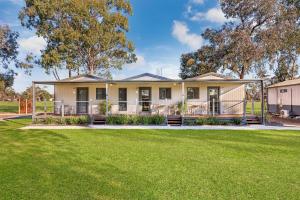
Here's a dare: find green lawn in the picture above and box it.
[0,101,53,113]
[246,101,262,114]
[0,119,299,199]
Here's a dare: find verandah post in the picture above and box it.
[44,98,47,117]
[105,83,108,116]
[181,82,185,116]
[18,98,20,114]
[261,80,265,124]
[25,99,28,115]
[212,98,215,116]
[242,98,247,125]
[32,82,36,122]
[61,100,64,118]
[251,99,254,115]
[135,88,138,115]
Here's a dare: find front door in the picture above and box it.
[76,87,89,114]
[208,87,220,115]
[139,87,151,112]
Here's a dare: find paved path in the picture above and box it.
[20,124,300,130]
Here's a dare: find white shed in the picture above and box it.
[267,78,300,116]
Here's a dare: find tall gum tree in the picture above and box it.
[180,0,299,79]
[19,0,136,79]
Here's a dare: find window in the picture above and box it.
[119,88,127,111]
[187,87,199,99]
[159,88,171,99]
[280,89,288,93]
[96,88,106,100]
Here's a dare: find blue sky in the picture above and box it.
[0,0,230,92]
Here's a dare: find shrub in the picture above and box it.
[151,115,165,125]
[127,115,138,125]
[231,118,242,125]
[34,115,90,125]
[78,115,90,124]
[98,101,111,115]
[106,115,127,125]
[45,116,56,124]
[106,115,165,125]
[206,117,220,125]
[195,118,205,125]
[183,119,196,125]
[177,101,187,114]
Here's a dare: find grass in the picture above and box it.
[0,119,299,199]
[0,101,53,113]
[246,101,262,114]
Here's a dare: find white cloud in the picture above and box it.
[190,8,229,24]
[172,21,203,50]
[191,0,204,4]
[18,36,46,54]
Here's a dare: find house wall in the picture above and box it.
[268,85,300,115]
[55,83,106,115]
[184,82,245,115]
[54,82,245,115]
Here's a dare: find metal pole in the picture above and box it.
[61,100,64,118]
[90,100,93,115]
[181,82,185,116]
[261,80,265,124]
[32,82,36,122]
[251,99,254,115]
[44,98,47,117]
[105,83,108,116]
[18,98,20,114]
[25,99,28,115]
[212,98,215,116]
[242,98,247,125]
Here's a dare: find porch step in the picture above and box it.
[246,116,261,124]
[167,115,182,126]
[92,115,106,125]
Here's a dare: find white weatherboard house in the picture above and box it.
[268,78,300,116]
[32,72,263,123]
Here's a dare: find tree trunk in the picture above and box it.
[68,69,72,78]
[239,66,245,79]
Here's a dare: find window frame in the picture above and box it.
[159,88,172,100]
[96,88,106,100]
[280,89,288,93]
[187,87,199,99]
[118,88,127,111]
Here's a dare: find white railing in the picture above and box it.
[36,99,260,117]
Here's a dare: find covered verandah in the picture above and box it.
[32,76,265,124]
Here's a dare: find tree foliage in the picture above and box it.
[20,0,136,79]
[180,0,299,79]
[21,86,52,101]
[179,46,220,79]
[0,25,19,70]
[0,24,34,99]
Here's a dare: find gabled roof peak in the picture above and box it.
[61,74,104,82]
[186,72,229,80]
[123,73,173,81]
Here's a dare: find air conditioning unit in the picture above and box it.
[280,110,290,118]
